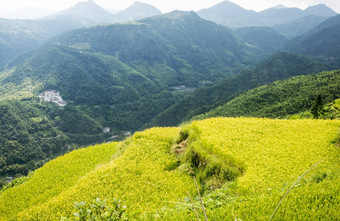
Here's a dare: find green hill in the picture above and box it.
[272,15,328,39]
[0,18,86,69]
[0,100,68,179]
[146,52,324,127]
[196,70,340,119]
[0,117,339,220]
[234,26,288,54]
[285,15,340,69]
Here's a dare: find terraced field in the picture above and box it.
[0,118,339,220]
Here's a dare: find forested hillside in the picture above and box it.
[146,52,324,127]
[196,70,340,119]
[0,18,85,68]
[286,15,340,69]
[234,26,288,54]
[0,100,68,180]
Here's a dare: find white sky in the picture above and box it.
[0,0,339,14]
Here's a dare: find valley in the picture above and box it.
[0,0,339,220]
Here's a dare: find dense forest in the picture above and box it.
[194,70,340,120]
[145,52,325,127]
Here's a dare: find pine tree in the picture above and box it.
[311,95,323,119]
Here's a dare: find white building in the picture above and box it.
[39,90,67,106]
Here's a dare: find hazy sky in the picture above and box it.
[0,0,339,14]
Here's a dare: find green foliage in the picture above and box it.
[311,94,324,119]
[64,198,127,221]
[235,26,288,54]
[0,18,85,68]
[197,70,340,120]
[0,100,68,177]
[286,15,340,69]
[146,52,324,127]
[171,125,245,192]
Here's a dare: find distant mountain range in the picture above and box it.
[0,1,163,69]
[43,0,162,24]
[197,1,338,38]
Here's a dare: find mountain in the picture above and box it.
[47,11,259,89]
[145,52,324,127]
[272,15,329,39]
[1,117,339,220]
[0,18,85,69]
[55,0,115,23]
[259,6,306,26]
[113,1,162,23]
[234,27,288,53]
[259,4,337,26]
[285,15,340,69]
[197,0,268,28]
[196,70,340,119]
[198,1,337,28]
[304,4,338,17]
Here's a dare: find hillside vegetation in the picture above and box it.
[286,15,340,69]
[196,70,340,120]
[146,52,324,127]
[0,118,339,220]
[0,11,266,179]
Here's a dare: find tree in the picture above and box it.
[311,95,323,119]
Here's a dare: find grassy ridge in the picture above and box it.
[196,70,340,120]
[0,142,118,220]
[0,118,339,220]
[175,118,340,220]
[1,128,196,220]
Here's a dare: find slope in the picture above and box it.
[0,18,84,68]
[272,15,329,39]
[285,15,340,69]
[0,118,339,220]
[234,26,288,53]
[0,141,118,219]
[146,52,324,127]
[53,11,259,87]
[197,70,340,119]
[0,100,68,179]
